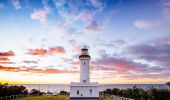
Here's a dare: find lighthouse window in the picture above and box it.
[84,62,85,65]
[90,89,92,94]
[77,90,79,94]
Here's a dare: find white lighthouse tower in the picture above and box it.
[70,45,99,99]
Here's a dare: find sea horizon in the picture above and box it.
[10,84,169,93]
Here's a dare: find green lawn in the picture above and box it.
[14,95,68,100]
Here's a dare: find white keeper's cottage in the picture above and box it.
[70,45,99,99]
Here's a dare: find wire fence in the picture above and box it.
[0,94,27,100]
[102,94,135,100]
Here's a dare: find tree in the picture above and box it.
[60,90,69,95]
[29,89,43,95]
[166,82,170,87]
[0,83,28,97]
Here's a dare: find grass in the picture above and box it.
[14,95,68,100]
[100,95,113,100]
[14,95,111,100]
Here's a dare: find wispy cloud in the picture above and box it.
[22,60,38,64]
[0,62,15,64]
[86,20,100,31]
[163,8,170,20]
[134,20,160,29]
[0,65,78,74]
[11,0,21,10]
[48,46,65,54]
[93,54,146,72]
[27,48,47,56]
[30,9,48,24]
[27,46,65,56]
[127,43,170,67]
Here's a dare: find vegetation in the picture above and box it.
[101,85,170,100]
[166,82,170,87]
[14,95,68,100]
[29,89,45,95]
[59,90,69,95]
[0,83,28,97]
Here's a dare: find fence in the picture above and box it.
[106,94,135,100]
[0,94,27,100]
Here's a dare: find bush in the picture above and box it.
[0,83,28,97]
[101,86,170,100]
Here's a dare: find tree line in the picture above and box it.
[0,83,28,97]
[0,83,69,97]
[101,82,170,100]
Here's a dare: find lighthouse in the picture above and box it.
[70,45,99,99]
[80,45,90,83]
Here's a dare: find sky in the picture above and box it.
[0,0,170,84]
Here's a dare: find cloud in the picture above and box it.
[93,54,147,72]
[0,51,15,56]
[86,21,100,31]
[73,45,81,52]
[27,48,47,56]
[22,60,38,64]
[48,46,65,54]
[70,61,80,66]
[161,0,170,7]
[153,35,170,45]
[30,9,48,24]
[127,43,170,67]
[76,12,93,22]
[0,66,19,72]
[94,43,115,48]
[111,39,126,45]
[163,8,170,20]
[11,0,21,10]
[62,58,73,62]
[0,62,15,64]
[134,20,160,29]
[0,65,78,74]
[0,57,9,61]
[90,0,105,11]
[27,46,65,56]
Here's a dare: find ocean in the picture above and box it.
[19,84,169,93]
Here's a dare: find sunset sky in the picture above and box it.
[0,0,170,84]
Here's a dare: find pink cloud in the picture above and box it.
[73,45,81,53]
[0,65,78,74]
[30,9,48,24]
[93,55,146,72]
[48,46,65,54]
[27,46,65,56]
[27,48,47,56]
[0,51,15,56]
[0,57,9,61]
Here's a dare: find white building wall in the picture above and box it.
[80,58,90,83]
[70,86,99,97]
